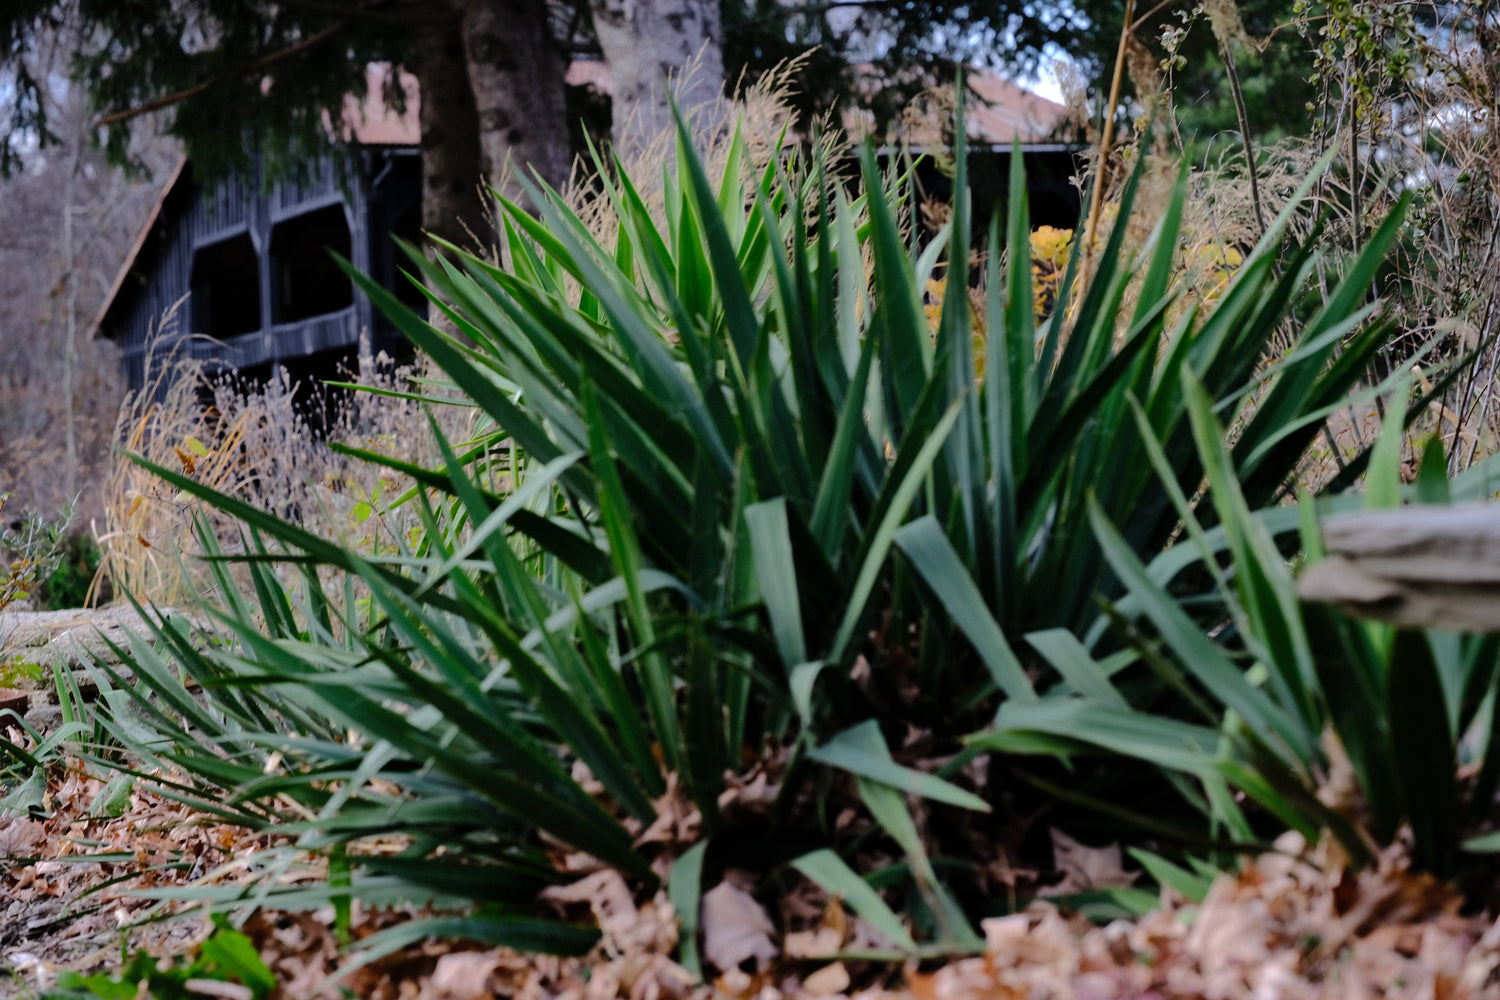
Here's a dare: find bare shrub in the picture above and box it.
[96,323,459,607]
[1083,1,1497,489]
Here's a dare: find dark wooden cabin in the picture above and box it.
[92,65,428,414]
[92,144,424,399]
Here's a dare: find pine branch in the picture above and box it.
[93,19,352,129]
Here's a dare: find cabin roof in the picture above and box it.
[842,68,1071,147]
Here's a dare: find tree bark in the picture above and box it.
[60,119,82,502]
[589,0,724,159]
[412,14,491,252]
[455,0,570,211]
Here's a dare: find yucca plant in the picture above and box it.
[982,377,1500,878]
[86,96,1439,962]
[364,109,1433,719]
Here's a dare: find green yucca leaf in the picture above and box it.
[1037,148,1143,413]
[745,498,808,671]
[859,144,932,431]
[1183,373,1320,735]
[1131,164,1188,330]
[986,698,1229,776]
[839,721,980,948]
[1130,848,1214,903]
[894,517,1034,702]
[1021,305,1161,487]
[582,380,683,782]
[425,425,665,814]
[1088,496,1310,763]
[1123,394,1232,598]
[604,147,676,288]
[830,395,964,664]
[412,449,583,597]
[986,211,1020,614]
[673,173,714,322]
[1023,629,1128,706]
[361,856,562,901]
[791,849,918,952]
[937,103,983,568]
[716,122,748,225]
[669,841,709,978]
[811,722,990,811]
[832,184,868,375]
[809,330,881,559]
[672,105,761,368]
[1388,629,1457,875]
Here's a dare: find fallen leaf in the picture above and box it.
[0,818,45,857]
[803,961,851,995]
[539,869,674,955]
[421,951,501,1000]
[701,877,777,974]
[783,926,842,958]
[1045,828,1138,895]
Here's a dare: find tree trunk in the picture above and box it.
[589,0,724,159]
[413,14,491,253]
[456,0,570,210]
[60,114,84,502]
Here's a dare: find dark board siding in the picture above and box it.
[106,148,415,396]
[276,306,362,360]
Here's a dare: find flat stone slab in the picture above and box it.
[1298,504,1500,632]
[0,605,209,731]
[0,606,188,674]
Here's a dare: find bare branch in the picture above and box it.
[92,19,352,129]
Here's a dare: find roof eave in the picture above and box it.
[90,156,189,342]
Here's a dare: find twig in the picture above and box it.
[1130,0,1180,33]
[93,20,351,128]
[1085,0,1136,254]
[1220,40,1266,236]
[1347,60,1361,245]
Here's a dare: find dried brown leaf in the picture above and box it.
[802,961,851,995]
[701,878,777,974]
[420,951,502,1000]
[782,927,842,960]
[0,817,46,857]
[1045,829,1138,895]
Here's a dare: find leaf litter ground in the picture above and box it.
[5,752,1500,998]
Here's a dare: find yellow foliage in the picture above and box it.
[1029,226,1073,321]
[922,226,1078,380]
[925,219,1246,382]
[1184,241,1244,305]
[923,276,988,378]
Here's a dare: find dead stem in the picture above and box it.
[1084,0,1136,258]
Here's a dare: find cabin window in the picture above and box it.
[190,232,262,337]
[270,204,354,323]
